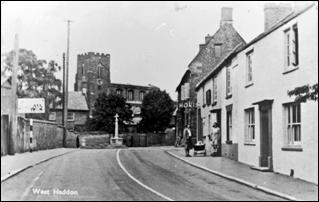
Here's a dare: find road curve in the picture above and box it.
[1,148,285,201]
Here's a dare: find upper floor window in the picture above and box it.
[67,112,75,121]
[116,89,122,96]
[206,90,211,106]
[226,65,231,97]
[245,108,255,143]
[128,90,134,101]
[181,82,190,101]
[284,24,299,71]
[246,50,253,84]
[215,44,222,58]
[212,77,217,104]
[202,86,205,106]
[284,103,301,146]
[97,63,102,78]
[139,91,145,101]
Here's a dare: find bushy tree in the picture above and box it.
[140,89,175,132]
[3,49,62,120]
[288,83,318,102]
[86,93,133,133]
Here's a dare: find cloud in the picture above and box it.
[174,2,187,12]
[155,22,167,31]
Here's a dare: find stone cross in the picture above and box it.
[114,113,119,138]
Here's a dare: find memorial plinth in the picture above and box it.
[111,113,123,146]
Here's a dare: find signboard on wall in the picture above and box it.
[18,98,45,114]
[178,101,196,109]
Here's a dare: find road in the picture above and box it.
[1,148,285,201]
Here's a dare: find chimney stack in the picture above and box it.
[205,34,212,43]
[220,7,233,26]
[264,3,293,31]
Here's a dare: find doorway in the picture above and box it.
[210,109,222,156]
[254,100,273,170]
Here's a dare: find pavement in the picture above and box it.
[2,148,284,201]
[166,148,318,201]
[1,148,78,182]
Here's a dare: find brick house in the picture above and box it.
[49,91,89,131]
[196,3,318,183]
[175,7,246,143]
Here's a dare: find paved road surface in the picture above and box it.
[1,148,285,201]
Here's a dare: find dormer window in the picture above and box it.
[215,43,222,58]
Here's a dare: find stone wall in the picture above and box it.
[1,116,78,156]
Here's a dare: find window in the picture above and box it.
[246,50,253,84]
[206,90,211,105]
[97,63,102,78]
[67,112,75,121]
[139,91,145,101]
[49,112,56,121]
[116,89,122,96]
[284,24,299,70]
[81,64,85,79]
[202,86,205,106]
[215,44,222,58]
[181,83,190,101]
[181,85,185,101]
[226,65,231,97]
[245,108,255,143]
[226,109,232,143]
[128,90,134,101]
[285,103,301,146]
[212,77,217,104]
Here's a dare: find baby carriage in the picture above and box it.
[193,140,206,156]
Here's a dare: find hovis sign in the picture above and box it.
[18,98,45,114]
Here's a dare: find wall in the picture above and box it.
[235,6,318,183]
[1,117,78,156]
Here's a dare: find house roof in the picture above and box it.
[188,23,246,68]
[195,3,315,91]
[175,69,191,92]
[195,43,244,90]
[53,91,89,111]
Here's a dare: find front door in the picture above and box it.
[258,101,273,169]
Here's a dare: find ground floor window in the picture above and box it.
[226,110,232,143]
[245,108,255,143]
[284,103,301,146]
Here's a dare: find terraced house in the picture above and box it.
[175,7,246,142]
[196,3,318,184]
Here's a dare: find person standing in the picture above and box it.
[211,122,221,156]
[183,125,193,157]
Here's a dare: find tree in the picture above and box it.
[140,89,175,133]
[3,49,62,120]
[288,83,318,103]
[86,93,133,133]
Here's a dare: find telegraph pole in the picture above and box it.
[62,52,66,147]
[9,21,20,155]
[63,19,71,147]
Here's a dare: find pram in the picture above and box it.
[193,140,206,156]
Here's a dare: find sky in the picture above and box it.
[1,1,297,100]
